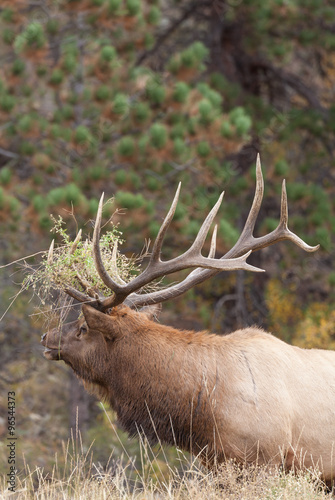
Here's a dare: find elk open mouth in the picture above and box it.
[43,347,63,361]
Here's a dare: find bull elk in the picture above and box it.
[41,157,335,485]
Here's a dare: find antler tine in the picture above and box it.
[230,175,319,254]
[222,155,263,259]
[70,229,82,255]
[274,179,320,252]
[225,156,319,258]
[151,182,181,262]
[242,153,264,236]
[92,193,123,293]
[111,241,127,285]
[280,179,288,227]
[188,192,224,255]
[208,225,217,259]
[47,239,54,265]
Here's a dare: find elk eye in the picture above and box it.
[77,325,88,338]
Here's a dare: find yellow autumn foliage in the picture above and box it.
[265,278,303,342]
[293,302,335,350]
[266,279,335,350]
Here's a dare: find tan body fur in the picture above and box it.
[42,305,335,483]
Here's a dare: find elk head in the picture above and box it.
[42,302,161,375]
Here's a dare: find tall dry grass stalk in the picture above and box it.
[1,430,332,500]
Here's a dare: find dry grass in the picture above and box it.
[1,437,332,500]
[1,463,331,499]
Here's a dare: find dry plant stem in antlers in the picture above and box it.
[23,155,318,314]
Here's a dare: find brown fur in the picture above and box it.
[42,304,335,482]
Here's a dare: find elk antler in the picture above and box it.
[63,155,319,310]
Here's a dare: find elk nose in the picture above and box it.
[41,332,47,342]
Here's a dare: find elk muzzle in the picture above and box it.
[41,330,63,361]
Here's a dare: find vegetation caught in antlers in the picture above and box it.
[21,214,141,309]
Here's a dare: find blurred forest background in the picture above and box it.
[0,0,334,479]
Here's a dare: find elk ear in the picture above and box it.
[82,304,107,332]
[139,303,162,322]
[82,304,122,340]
